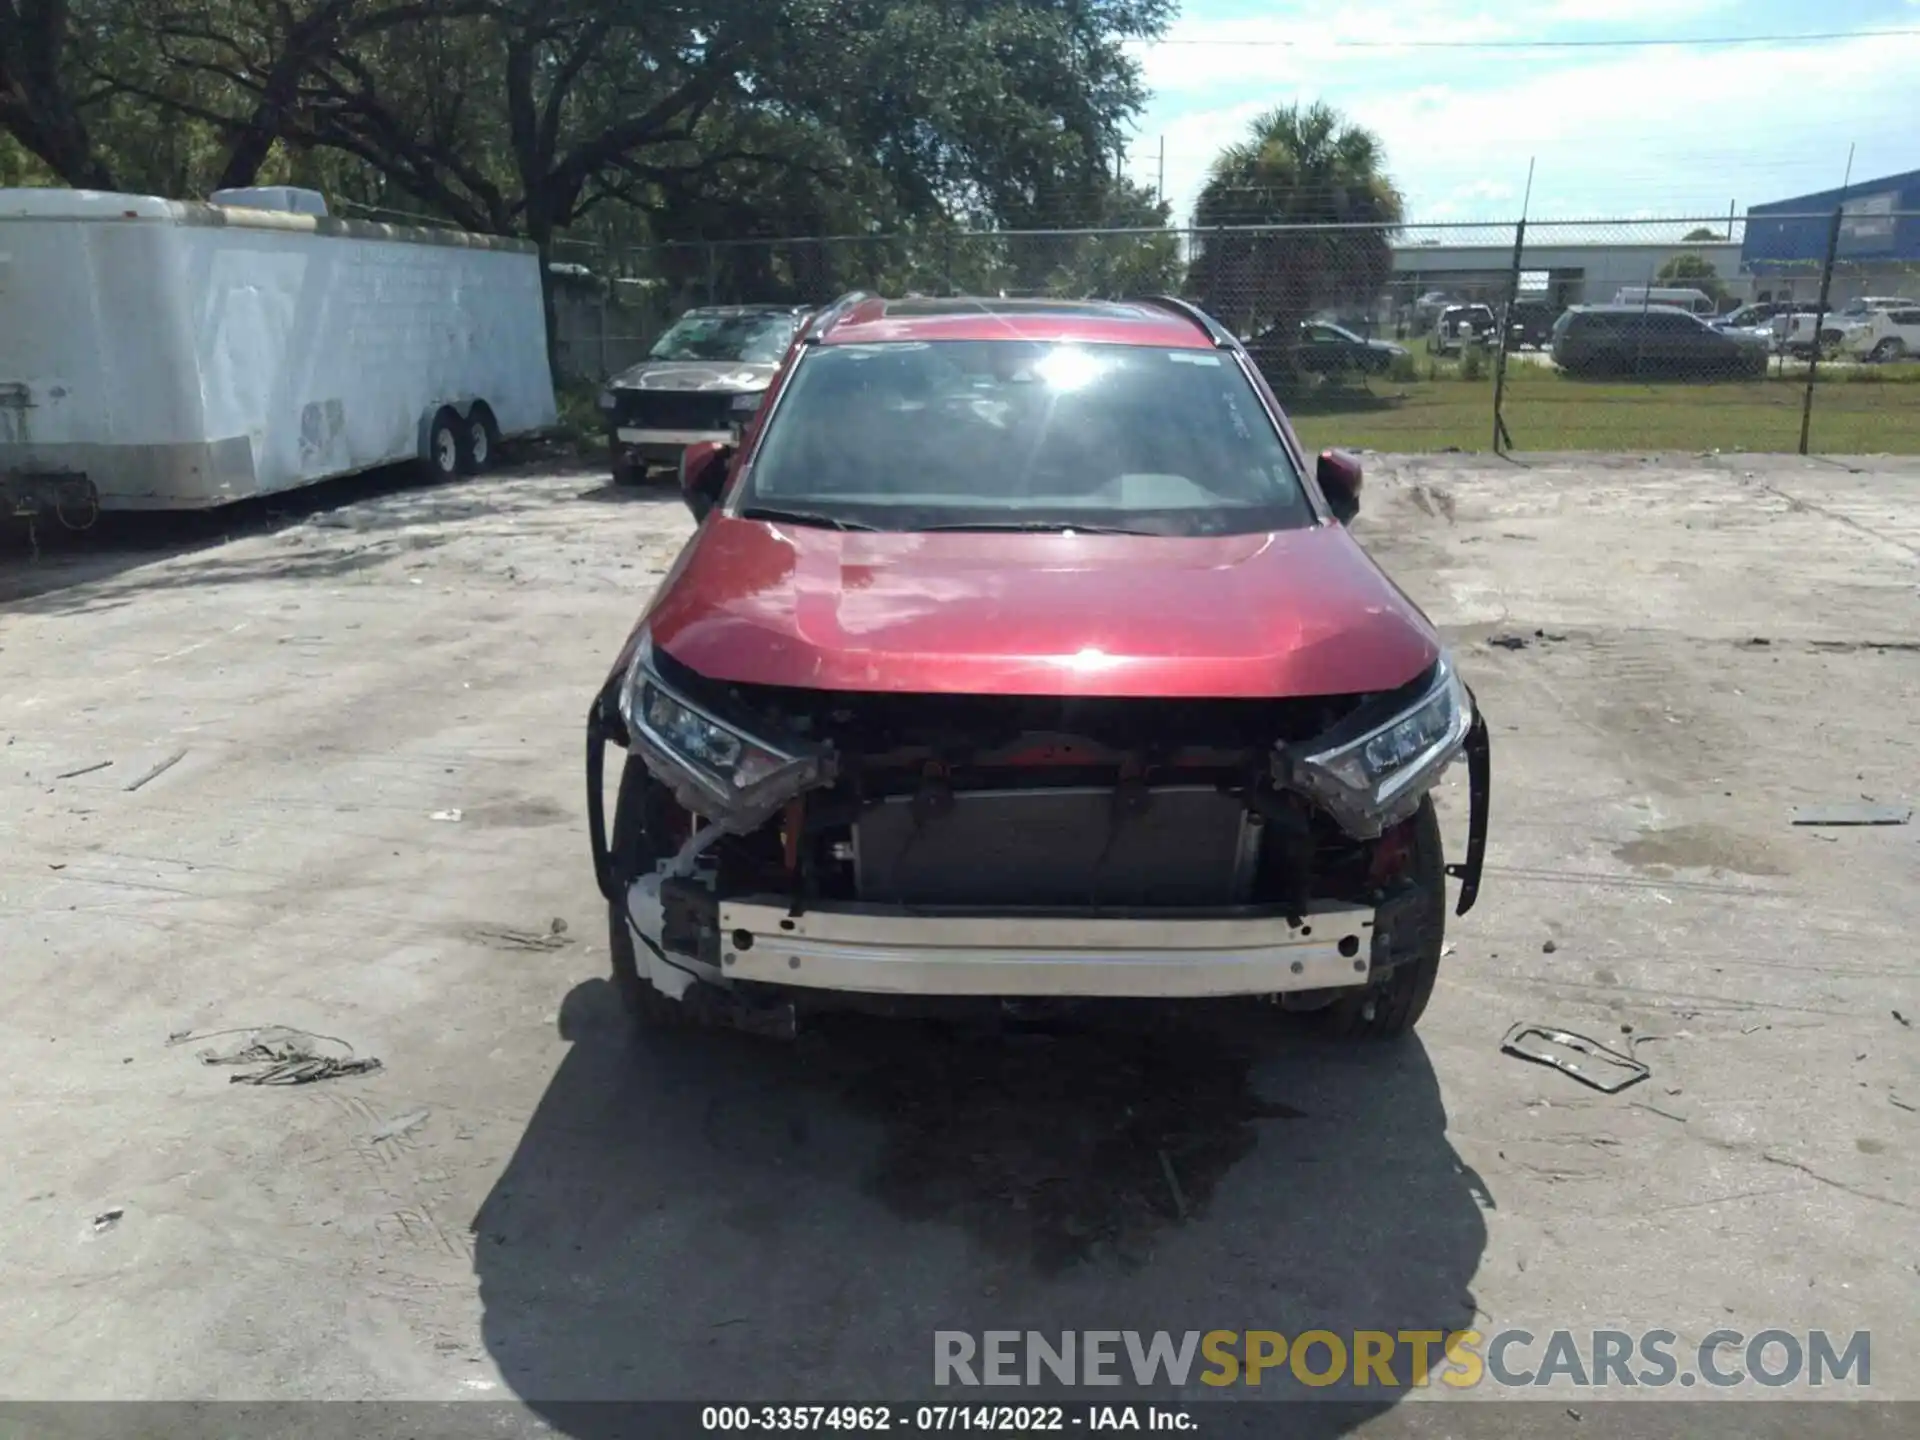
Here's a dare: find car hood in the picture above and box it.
[642,518,1441,699]
[608,359,779,392]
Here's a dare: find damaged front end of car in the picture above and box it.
[586,634,1489,1036]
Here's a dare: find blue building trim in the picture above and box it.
[1742,168,1920,275]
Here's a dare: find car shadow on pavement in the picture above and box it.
[472,980,1490,1437]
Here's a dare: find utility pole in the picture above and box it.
[1157,136,1166,205]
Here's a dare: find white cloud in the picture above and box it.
[1133,25,1920,227]
[1544,0,1733,21]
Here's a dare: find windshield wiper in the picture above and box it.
[919,520,1158,536]
[738,505,879,532]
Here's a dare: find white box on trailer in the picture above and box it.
[0,187,557,513]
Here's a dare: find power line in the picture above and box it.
[1151,27,1920,51]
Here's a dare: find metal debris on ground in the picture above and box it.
[173,1025,383,1086]
[1488,633,1530,650]
[468,923,574,952]
[1895,1011,1912,1029]
[55,759,112,779]
[1501,1022,1651,1094]
[124,748,188,792]
[430,808,464,822]
[92,1208,124,1232]
[370,1108,430,1142]
[1790,803,1911,827]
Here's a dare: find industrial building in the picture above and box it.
[1389,236,1745,314]
[1383,168,1919,316]
[1742,168,1920,305]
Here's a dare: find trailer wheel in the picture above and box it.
[426,408,463,481]
[461,404,500,475]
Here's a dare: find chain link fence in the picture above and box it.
[551,213,1920,456]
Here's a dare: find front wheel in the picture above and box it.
[1313,797,1447,1041]
[1871,339,1906,363]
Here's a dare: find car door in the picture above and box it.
[1648,310,1704,371]
[1300,323,1346,372]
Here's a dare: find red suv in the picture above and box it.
[585,295,1489,1041]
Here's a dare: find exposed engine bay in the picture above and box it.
[585,632,1489,1029]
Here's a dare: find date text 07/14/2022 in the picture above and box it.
[700,1404,1196,1431]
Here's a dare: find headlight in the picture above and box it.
[1283,655,1473,836]
[729,391,763,412]
[618,635,830,825]
[596,390,617,411]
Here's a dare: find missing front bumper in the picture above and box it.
[709,899,1377,999]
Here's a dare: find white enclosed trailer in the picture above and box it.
[0,187,557,516]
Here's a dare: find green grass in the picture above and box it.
[1287,365,1920,455]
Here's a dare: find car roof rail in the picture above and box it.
[1129,294,1237,348]
[803,291,874,343]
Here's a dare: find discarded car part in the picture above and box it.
[714,898,1375,999]
[189,1026,383,1086]
[1500,1023,1649,1094]
[1790,803,1910,827]
[1446,703,1491,916]
[123,748,187,793]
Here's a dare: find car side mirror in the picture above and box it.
[678,440,733,523]
[1318,449,1363,525]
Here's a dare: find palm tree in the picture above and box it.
[1189,103,1404,369]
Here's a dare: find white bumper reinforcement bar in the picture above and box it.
[711,898,1377,999]
[615,426,736,446]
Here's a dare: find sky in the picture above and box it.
[1122,0,1920,232]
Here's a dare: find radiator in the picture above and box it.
[853,785,1260,908]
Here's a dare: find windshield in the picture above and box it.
[649,312,798,364]
[739,340,1313,536]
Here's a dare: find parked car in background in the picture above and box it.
[1431,304,1497,355]
[1412,291,1456,331]
[1782,296,1920,357]
[1551,304,1770,378]
[1839,306,1920,363]
[1246,319,1408,379]
[1612,286,1716,317]
[1714,301,1796,337]
[1503,300,1560,350]
[599,305,811,483]
[584,294,1491,1042]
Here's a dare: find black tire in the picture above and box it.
[1871,339,1905,363]
[425,407,463,481]
[461,403,500,475]
[1312,797,1447,1041]
[607,756,700,1031]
